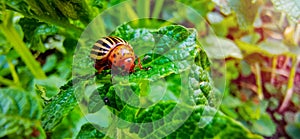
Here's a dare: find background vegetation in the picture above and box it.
[0,0,299,138]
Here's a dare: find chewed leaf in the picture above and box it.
[0,88,45,138]
[41,78,90,131]
[85,24,229,138]
[79,24,262,138]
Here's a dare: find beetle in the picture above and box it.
[90,36,143,74]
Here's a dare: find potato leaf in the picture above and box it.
[46,23,261,138]
[41,78,90,131]
[77,104,262,139]
[0,88,45,138]
[82,24,261,138]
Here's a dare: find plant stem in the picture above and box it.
[0,13,46,79]
[270,56,277,84]
[137,0,150,18]
[0,76,15,86]
[152,0,164,18]
[295,24,300,44]
[279,55,298,112]
[92,17,106,36]
[7,60,20,87]
[278,12,286,28]
[254,62,263,100]
[125,3,139,20]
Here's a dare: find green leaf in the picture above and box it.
[202,36,243,59]
[240,60,252,76]
[240,33,261,44]
[76,105,262,139]
[0,88,45,138]
[252,113,276,137]
[41,78,90,131]
[56,56,73,79]
[295,112,300,123]
[51,106,83,139]
[238,101,261,121]
[258,41,289,55]
[19,18,62,53]
[286,124,300,139]
[53,0,92,25]
[5,0,84,37]
[0,11,46,79]
[5,0,32,16]
[166,105,263,139]
[264,83,278,94]
[225,60,240,81]
[84,24,202,137]
[222,95,242,108]
[228,0,262,28]
[34,75,66,98]
[235,40,291,57]
[271,0,300,22]
[285,112,300,139]
[41,80,73,131]
[42,54,57,73]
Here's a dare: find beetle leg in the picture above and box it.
[137,57,152,71]
[97,66,105,73]
[96,63,109,74]
[134,56,152,71]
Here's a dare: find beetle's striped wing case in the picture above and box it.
[90,36,129,60]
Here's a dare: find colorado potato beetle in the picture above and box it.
[90,36,142,73]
